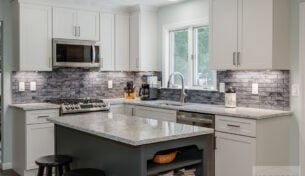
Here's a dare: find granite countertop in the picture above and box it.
[47,112,214,146]
[10,103,60,111]
[106,99,292,120]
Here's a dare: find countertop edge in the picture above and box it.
[10,103,61,111]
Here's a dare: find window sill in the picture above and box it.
[161,87,219,92]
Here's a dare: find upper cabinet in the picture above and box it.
[115,14,130,71]
[99,13,115,71]
[130,10,160,71]
[13,3,53,71]
[53,7,100,41]
[209,0,290,70]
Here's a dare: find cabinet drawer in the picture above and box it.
[215,115,256,137]
[26,109,59,124]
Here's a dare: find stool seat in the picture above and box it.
[64,169,105,176]
[35,155,73,176]
[36,155,73,166]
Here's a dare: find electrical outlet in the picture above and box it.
[252,83,259,94]
[108,80,113,89]
[292,84,299,97]
[219,83,225,93]
[30,82,36,91]
[19,82,25,92]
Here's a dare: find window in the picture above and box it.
[166,23,217,90]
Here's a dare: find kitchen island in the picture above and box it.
[48,112,214,176]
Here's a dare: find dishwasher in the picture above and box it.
[177,111,215,176]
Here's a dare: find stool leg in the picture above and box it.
[56,166,64,176]
[37,166,44,176]
[64,164,71,172]
[46,166,52,176]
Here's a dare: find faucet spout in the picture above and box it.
[167,72,188,104]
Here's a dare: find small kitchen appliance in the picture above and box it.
[225,87,237,108]
[138,84,159,101]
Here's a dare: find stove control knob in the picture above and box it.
[65,106,71,110]
[75,105,80,110]
[70,105,75,110]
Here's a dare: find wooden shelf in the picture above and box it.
[147,158,202,176]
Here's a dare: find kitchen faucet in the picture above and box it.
[167,72,188,104]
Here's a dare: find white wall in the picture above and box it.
[157,0,209,70]
[0,0,14,167]
[291,0,305,174]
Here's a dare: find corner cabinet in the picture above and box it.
[129,10,160,71]
[115,14,130,71]
[12,3,52,71]
[53,7,99,41]
[209,0,290,70]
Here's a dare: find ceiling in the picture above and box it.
[89,0,186,7]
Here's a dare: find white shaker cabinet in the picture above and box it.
[53,7,99,41]
[13,3,52,71]
[129,10,159,71]
[209,0,290,70]
[115,14,130,71]
[100,13,115,71]
[215,115,297,176]
[12,107,59,176]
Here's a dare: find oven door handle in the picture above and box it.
[92,44,96,64]
[178,116,213,125]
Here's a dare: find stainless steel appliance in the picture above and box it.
[46,99,110,115]
[53,39,100,68]
[139,84,159,101]
[177,111,215,176]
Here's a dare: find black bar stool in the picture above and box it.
[63,168,106,176]
[35,155,73,176]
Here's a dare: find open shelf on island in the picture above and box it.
[147,145,203,176]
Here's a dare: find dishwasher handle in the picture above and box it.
[178,115,214,125]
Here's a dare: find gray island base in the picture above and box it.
[49,113,214,176]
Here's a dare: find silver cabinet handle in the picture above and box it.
[78,26,81,37]
[237,52,241,66]
[227,124,241,128]
[37,115,49,118]
[233,52,237,66]
[75,26,80,37]
[92,45,96,64]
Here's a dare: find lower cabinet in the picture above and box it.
[135,106,177,122]
[26,123,55,170]
[215,132,255,176]
[215,115,297,176]
[12,108,59,176]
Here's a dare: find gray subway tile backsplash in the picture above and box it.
[12,69,290,111]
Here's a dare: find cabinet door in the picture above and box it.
[209,0,238,70]
[100,13,115,71]
[26,123,55,170]
[215,132,256,176]
[135,106,177,122]
[239,0,273,69]
[53,7,77,39]
[110,104,125,114]
[19,4,52,71]
[129,13,140,71]
[115,14,130,71]
[77,10,100,41]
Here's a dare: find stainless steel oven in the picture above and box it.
[53,39,100,68]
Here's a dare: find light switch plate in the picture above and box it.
[292,84,300,97]
[252,83,259,94]
[30,82,36,91]
[19,82,25,92]
[108,80,113,89]
[219,83,225,93]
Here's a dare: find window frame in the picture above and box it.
[162,18,217,91]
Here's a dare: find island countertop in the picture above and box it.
[48,112,214,146]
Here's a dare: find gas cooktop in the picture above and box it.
[46,98,110,115]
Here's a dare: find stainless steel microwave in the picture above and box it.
[53,39,100,68]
